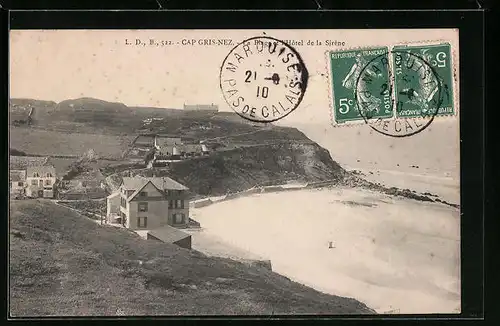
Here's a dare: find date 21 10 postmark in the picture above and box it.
[328,43,455,137]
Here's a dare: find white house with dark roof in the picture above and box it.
[108,176,190,230]
[10,170,26,197]
[26,165,56,198]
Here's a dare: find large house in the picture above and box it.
[107,176,190,230]
[25,166,57,198]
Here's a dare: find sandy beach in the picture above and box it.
[190,187,461,314]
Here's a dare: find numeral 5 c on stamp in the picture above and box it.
[328,42,455,137]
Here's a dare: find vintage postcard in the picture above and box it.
[9,29,460,316]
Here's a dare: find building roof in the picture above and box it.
[181,144,202,153]
[121,176,188,192]
[10,170,26,182]
[26,165,56,176]
[9,156,49,170]
[183,104,219,111]
[148,226,191,244]
[156,137,182,148]
[121,177,148,190]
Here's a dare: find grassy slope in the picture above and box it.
[152,143,347,196]
[9,200,375,316]
[10,98,347,194]
[9,97,309,140]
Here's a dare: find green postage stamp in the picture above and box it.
[328,42,456,137]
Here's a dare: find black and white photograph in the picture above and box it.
[9,28,461,316]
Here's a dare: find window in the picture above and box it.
[121,197,127,208]
[31,180,37,186]
[45,179,51,186]
[174,213,185,224]
[46,173,52,177]
[139,191,148,197]
[33,173,39,177]
[165,190,170,196]
[137,216,148,228]
[39,180,43,187]
[175,199,183,209]
[169,200,173,209]
[18,182,23,187]
[138,202,148,212]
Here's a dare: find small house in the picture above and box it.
[200,144,210,155]
[154,145,182,161]
[180,144,203,158]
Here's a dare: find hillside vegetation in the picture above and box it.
[112,143,348,196]
[9,98,292,137]
[10,97,346,194]
[9,200,375,316]
[9,97,451,206]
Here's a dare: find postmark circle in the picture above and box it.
[219,36,309,123]
[355,49,443,137]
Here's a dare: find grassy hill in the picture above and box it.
[9,97,350,196]
[9,200,375,316]
[8,97,306,138]
[126,143,346,196]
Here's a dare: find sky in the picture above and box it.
[10,29,459,126]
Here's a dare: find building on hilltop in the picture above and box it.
[9,156,57,199]
[183,103,219,113]
[26,165,56,198]
[107,175,190,230]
